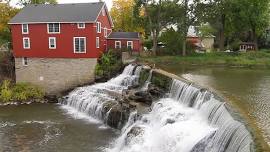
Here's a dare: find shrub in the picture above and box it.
[0,80,12,102]
[0,80,44,103]
[95,50,123,79]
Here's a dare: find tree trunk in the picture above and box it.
[252,28,258,50]
[219,14,225,51]
[182,0,188,56]
[152,30,157,56]
[219,29,225,51]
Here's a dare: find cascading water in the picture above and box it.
[60,64,142,125]
[107,79,253,152]
[142,69,153,91]
[61,64,253,152]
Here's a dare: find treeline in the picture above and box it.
[111,0,270,55]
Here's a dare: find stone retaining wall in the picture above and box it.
[15,58,97,95]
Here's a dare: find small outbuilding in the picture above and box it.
[107,32,142,52]
[239,42,256,52]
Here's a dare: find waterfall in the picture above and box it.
[142,70,153,91]
[60,64,142,125]
[108,79,253,152]
[61,64,253,152]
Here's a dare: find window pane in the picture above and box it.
[75,38,80,52]
[54,23,59,32]
[80,38,85,52]
[23,57,28,65]
[78,23,85,28]
[24,39,29,48]
[96,37,99,48]
[23,24,28,33]
[49,24,53,32]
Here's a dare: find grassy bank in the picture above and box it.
[139,51,270,68]
[0,80,44,103]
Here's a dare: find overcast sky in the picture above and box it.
[9,0,113,9]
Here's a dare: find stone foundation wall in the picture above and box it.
[15,58,97,95]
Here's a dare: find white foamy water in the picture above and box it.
[61,64,142,125]
[107,79,253,152]
[61,64,253,152]
[107,99,216,152]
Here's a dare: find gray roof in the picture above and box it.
[9,2,107,24]
[107,32,140,39]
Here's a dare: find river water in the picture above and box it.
[0,64,267,151]
[158,64,270,146]
[0,104,117,152]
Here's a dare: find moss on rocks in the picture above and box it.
[139,68,150,85]
[151,71,172,92]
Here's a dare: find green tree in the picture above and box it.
[134,0,180,56]
[110,0,144,34]
[195,0,233,51]
[228,0,270,50]
[0,2,19,44]
[159,28,183,55]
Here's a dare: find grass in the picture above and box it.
[139,51,270,68]
[0,80,45,103]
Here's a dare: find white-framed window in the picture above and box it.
[127,41,133,50]
[23,37,30,49]
[102,8,106,16]
[96,37,100,48]
[73,37,86,53]
[96,22,101,33]
[77,23,85,29]
[49,37,56,49]
[115,41,121,49]
[104,28,107,37]
[22,24,28,34]
[47,23,60,34]
[22,57,28,66]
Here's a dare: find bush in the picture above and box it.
[0,80,44,103]
[95,50,123,79]
[0,80,12,102]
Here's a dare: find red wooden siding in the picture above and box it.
[107,39,141,52]
[11,6,113,58]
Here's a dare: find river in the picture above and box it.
[158,64,270,146]
[0,64,268,151]
[0,104,117,152]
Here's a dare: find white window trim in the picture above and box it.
[23,37,30,49]
[96,22,101,33]
[49,37,56,49]
[47,23,61,34]
[127,41,133,49]
[73,37,86,53]
[96,37,100,48]
[77,23,85,29]
[115,41,121,49]
[104,28,107,37]
[22,57,28,66]
[22,24,29,34]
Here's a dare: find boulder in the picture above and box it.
[148,84,166,98]
[128,91,152,105]
[106,103,130,129]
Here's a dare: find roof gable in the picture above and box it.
[9,2,105,24]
